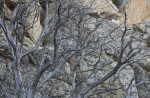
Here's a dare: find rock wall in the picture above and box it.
[0,0,150,97]
[2,0,50,43]
[82,0,120,20]
[120,0,150,27]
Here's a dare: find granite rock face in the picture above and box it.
[120,0,150,27]
[2,0,48,43]
[0,0,150,98]
[81,0,120,24]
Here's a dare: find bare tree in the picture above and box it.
[0,0,150,98]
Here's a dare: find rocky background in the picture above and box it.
[0,0,150,98]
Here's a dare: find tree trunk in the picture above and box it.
[12,61,25,98]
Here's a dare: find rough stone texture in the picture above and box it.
[25,4,43,43]
[4,0,44,43]
[0,0,150,98]
[120,0,150,27]
[82,0,118,13]
[3,4,12,20]
[131,21,150,73]
[145,20,150,34]
[81,0,121,23]
[77,18,139,97]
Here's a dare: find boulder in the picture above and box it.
[2,4,12,20]
[4,0,43,43]
[82,0,119,13]
[81,0,120,23]
[120,0,150,27]
[26,5,43,43]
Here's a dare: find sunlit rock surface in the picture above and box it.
[120,0,150,27]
